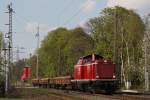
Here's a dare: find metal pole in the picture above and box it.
[2,35,8,93]
[16,47,19,61]
[145,15,149,91]
[5,3,14,93]
[36,25,39,79]
[144,37,149,91]
[113,6,117,63]
[4,47,8,93]
[15,46,25,61]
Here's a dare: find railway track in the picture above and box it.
[47,88,150,100]
[48,88,119,100]
[16,86,150,100]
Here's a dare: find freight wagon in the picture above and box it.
[32,54,119,94]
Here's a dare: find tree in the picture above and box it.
[28,55,39,79]
[0,32,4,76]
[35,27,94,77]
[0,32,5,96]
[143,14,150,90]
[0,32,3,77]
[88,6,145,88]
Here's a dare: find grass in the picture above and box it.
[0,88,50,100]
[1,88,70,100]
[0,98,24,100]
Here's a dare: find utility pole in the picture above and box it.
[144,14,150,91]
[5,3,14,93]
[2,41,8,93]
[14,47,25,61]
[16,47,20,61]
[144,37,149,91]
[113,0,119,63]
[6,3,13,65]
[113,7,117,63]
[36,25,40,79]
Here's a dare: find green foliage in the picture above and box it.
[12,60,26,82]
[27,56,37,79]
[88,6,145,87]
[36,27,94,77]
[27,6,145,88]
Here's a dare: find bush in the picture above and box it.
[0,80,5,97]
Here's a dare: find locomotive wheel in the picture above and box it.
[105,87,113,95]
[105,89,113,95]
[82,84,89,92]
[82,86,86,92]
[48,85,51,88]
[71,84,77,90]
[88,86,95,94]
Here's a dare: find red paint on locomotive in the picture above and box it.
[32,54,118,94]
[21,66,30,81]
[71,54,118,93]
[96,60,115,79]
[73,54,114,80]
[74,65,84,80]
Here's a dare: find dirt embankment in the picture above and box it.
[5,88,82,100]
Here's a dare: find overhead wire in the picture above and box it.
[13,12,39,36]
[57,0,74,25]
[14,11,31,24]
[59,0,74,14]
[10,1,89,34]
[62,1,88,26]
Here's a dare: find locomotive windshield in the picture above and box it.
[78,54,103,64]
[77,59,83,64]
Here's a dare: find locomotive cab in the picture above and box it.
[71,54,118,94]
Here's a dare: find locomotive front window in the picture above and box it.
[77,59,83,64]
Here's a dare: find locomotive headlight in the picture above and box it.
[96,75,99,79]
[113,74,116,79]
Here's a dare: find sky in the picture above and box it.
[0,0,150,60]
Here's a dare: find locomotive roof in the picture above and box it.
[80,54,103,59]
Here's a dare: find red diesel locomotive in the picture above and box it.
[32,54,118,93]
[71,54,118,93]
